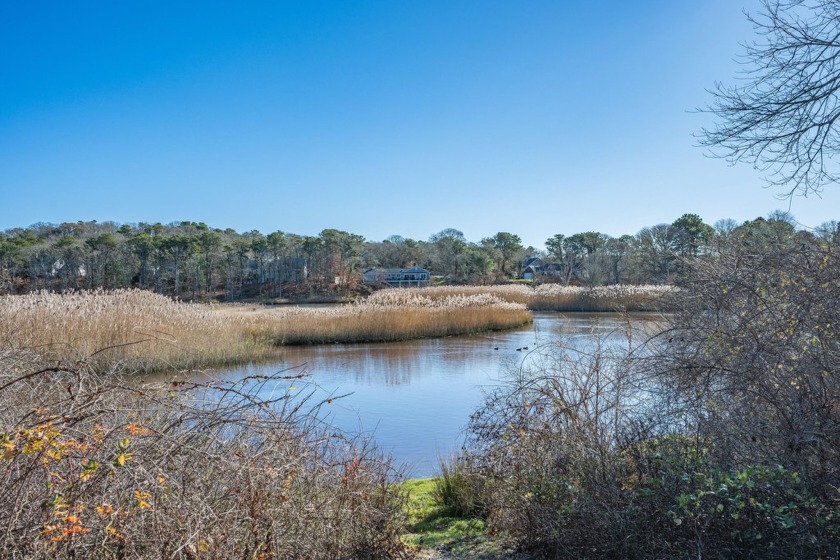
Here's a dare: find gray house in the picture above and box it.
[521,257,563,279]
[521,257,546,279]
[363,265,431,287]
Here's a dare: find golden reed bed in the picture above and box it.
[406,284,674,312]
[0,289,531,372]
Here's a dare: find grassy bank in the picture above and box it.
[401,478,489,555]
[0,289,531,372]
[402,284,674,312]
[400,477,530,559]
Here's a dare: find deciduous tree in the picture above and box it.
[702,0,840,195]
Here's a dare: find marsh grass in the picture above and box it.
[265,291,531,346]
[0,290,278,372]
[0,289,531,372]
[0,285,663,374]
[400,284,674,312]
[529,284,674,311]
[388,285,535,306]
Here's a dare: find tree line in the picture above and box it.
[0,213,838,298]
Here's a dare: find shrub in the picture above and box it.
[0,348,407,559]
[434,456,485,518]
[463,361,840,557]
[645,239,840,494]
[461,336,648,556]
[456,238,840,558]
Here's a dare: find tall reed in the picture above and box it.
[262,291,531,345]
[529,284,674,311]
[0,289,531,372]
[387,284,674,311]
[0,290,276,372]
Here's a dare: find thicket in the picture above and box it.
[0,349,407,559]
[443,236,840,558]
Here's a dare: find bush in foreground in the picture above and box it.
[450,240,840,558]
[455,344,840,558]
[0,348,407,559]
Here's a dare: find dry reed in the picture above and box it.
[529,284,674,311]
[0,290,276,372]
[0,289,531,372]
[386,285,535,306]
[391,284,674,312]
[262,290,531,345]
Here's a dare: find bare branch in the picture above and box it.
[700,0,840,195]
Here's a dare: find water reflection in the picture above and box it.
[212,312,661,477]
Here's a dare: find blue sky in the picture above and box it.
[2,0,839,249]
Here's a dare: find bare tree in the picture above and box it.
[701,0,840,195]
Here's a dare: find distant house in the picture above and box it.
[521,257,546,279]
[363,265,431,287]
[521,257,562,279]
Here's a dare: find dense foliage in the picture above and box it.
[444,231,840,558]
[1,213,835,298]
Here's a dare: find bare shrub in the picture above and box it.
[644,238,840,494]
[0,348,407,559]
[457,248,840,559]
[461,334,659,556]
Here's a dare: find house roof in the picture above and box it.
[367,265,430,274]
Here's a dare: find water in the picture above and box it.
[214,312,656,477]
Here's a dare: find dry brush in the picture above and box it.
[0,348,408,559]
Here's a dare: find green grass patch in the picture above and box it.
[400,478,487,549]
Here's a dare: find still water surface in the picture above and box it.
[217,312,656,477]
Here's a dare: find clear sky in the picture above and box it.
[2,0,839,249]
